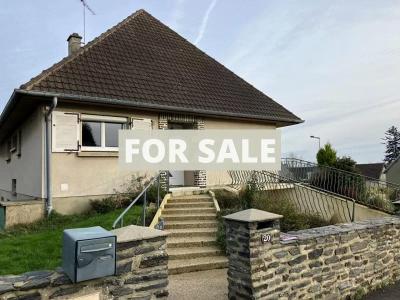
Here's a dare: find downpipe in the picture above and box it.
[45,96,58,216]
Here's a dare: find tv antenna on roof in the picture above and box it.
[79,0,96,44]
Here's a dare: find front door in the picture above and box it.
[168,122,194,186]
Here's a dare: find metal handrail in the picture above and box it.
[228,169,356,222]
[228,164,398,223]
[283,158,400,188]
[281,158,399,210]
[112,171,163,229]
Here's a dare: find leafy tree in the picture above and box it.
[316,143,337,166]
[382,126,400,165]
[334,156,358,173]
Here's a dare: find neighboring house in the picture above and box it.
[0,9,302,215]
[384,156,400,185]
[355,163,386,184]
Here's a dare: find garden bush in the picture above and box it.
[214,187,331,253]
[90,174,166,214]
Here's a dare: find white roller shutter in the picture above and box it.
[130,118,152,130]
[52,111,80,152]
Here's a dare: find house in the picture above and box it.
[0,9,302,217]
[355,163,386,184]
[384,156,400,185]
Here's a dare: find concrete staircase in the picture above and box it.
[161,192,227,274]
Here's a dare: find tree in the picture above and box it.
[334,156,358,173]
[382,126,400,165]
[316,143,337,166]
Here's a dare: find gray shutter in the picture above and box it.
[52,112,80,152]
[130,118,152,130]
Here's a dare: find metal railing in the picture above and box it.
[112,172,163,229]
[228,169,357,222]
[281,158,399,212]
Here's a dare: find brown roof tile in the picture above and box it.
[21,9,302,124]
[355,163,384,180]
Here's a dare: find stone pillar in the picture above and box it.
[224,209,282,299]
[193,118,206,187]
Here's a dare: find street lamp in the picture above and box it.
[310,135,321,149]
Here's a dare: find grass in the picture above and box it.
[0,206,141,275]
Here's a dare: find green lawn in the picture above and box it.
[0,207,141,275]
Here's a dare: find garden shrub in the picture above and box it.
[90,174,166,213]
[214,186,331,253]
[90,197,119,214]
[136,206,158,227]
[213,189,242,210]
[251,191,330,232]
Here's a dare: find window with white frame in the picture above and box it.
[81,115,127,151]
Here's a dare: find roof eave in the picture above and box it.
[11,89,304,126]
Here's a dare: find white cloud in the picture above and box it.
[194,0,217,45]
[224,1,400,163]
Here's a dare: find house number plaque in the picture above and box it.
[261,233,272,243]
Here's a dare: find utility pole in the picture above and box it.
[310,135,321,149]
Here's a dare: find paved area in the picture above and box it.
[364,283,400,300]
[167,270,400,299]
[168,268,228,300]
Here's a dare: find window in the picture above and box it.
[5,140,11,162]
[10,134,17,152]
[82,121,101,147]
[12,179,16,196]
[81,115,127,151]
[105,123,124,147]
[17,130,22,157]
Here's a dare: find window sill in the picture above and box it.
[77,152,119,157]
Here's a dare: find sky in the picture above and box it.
[1,0,399,163]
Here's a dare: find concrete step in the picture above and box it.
[168,197,213,204]
[164,202,214,209]
[172,194,211,199]
[170,188,207,197]
[162,214,216,222]
[168,256,228,275]
[168,198,213,203]
[168,199,213,204]
[162,207,216,215]
[167,236,217,248]
[168,246,223,260]
[164,220,218,230]
[166,228,217,238]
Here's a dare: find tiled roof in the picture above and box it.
[355,163,384,180]
[21,9,302,124]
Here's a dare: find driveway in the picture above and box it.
[168,268,228,300]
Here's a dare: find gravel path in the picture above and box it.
[168,268,228,300]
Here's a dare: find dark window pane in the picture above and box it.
[105,123,123,147]
[82,121,101,147]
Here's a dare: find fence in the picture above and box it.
[281,158,399,212]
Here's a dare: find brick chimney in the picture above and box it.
[67,33,82,56]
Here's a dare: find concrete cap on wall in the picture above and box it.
[223,208,283,223]
[112,225,168,243]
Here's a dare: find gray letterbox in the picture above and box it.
[62,226,116,283]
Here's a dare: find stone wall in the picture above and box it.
[224,209,400,300]
[0,225,168,300]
